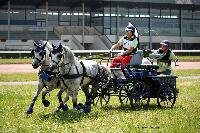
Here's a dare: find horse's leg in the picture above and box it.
[82,85,92,113]
[55,87,68,112]
[72,82,79,110]
[63,89,70,104]
[41,86,52,107]
[26,81,44,114]
[60,89,69,111]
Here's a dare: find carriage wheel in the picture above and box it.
[119,83,133,105]
[93,88,110,107]
[119,89,129,105]
[93,81,110,107]
[129,82,150,110]
[157,83,176,108]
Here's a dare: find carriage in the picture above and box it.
[93,51,178,109]
[27,41,178,114]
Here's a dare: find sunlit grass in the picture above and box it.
[0,78,199,132]
[0,56,199,64]
[0,69,200,82]
[175,69,200,77]
[0,73,38,82]
[177,56,200,62]
[0,58,32,64]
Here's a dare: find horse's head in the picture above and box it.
[31,40,47,69]
[49,43,64,70]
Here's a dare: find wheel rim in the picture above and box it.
[130,82,150,109]
[157,83,176,108]
[119,86,129,105]
[94,81,110,106]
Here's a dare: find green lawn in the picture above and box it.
[0,56,200,64]
[177,56,200,62]
[1,69,200,82]
[0,58,32,64]
[0,78,199,132]
[0,73,38,82]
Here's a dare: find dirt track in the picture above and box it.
[0,62,200,74]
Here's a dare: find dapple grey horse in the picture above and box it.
[26,41,68,114]
[49,44,108,112]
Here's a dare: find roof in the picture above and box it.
[0,0,200,9]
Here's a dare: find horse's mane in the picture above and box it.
[43,41,53,52]
[62,45,76,63]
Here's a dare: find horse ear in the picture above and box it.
[33,41,37,47]
[52,43,55,49]
[58,43,62,50]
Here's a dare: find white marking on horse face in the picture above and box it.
[32,50,45,68]
[50,52,63,68]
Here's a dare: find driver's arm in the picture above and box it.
[110,43,120,51]
[110,36,123,51]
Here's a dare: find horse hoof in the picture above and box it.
[84,105,91,113]
[62,104,68,111]
[54,108,60,113]
[42,100,50,107]
[77,103,84,110]
[26,107,33,114]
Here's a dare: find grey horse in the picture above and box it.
[26,41,68,114]
[49,43,109,112]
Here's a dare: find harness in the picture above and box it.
[60,61,102,86]
[39,65,59,90]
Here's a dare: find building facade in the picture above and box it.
[0,0,200,50]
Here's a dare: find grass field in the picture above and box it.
[0,73,38,82]
[0,65,199,132]
[0,78,199,132]
[0,56,200,64]
[0,58,32,64]
[1,69,200,82]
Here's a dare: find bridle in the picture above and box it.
[31,47,46,65]
[49,49,65,70]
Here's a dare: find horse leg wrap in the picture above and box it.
[84,105,91,113]
[42,99,50,107]
[62,104,69,111]
[26,106,33,114]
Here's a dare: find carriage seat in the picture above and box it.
[127,64,159,70]
[127,51,143,65]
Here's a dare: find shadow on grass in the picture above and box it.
[38,109,100,123]
[37,104,180,123]
[100,103,177,112]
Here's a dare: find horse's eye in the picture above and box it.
[39,52,43,56]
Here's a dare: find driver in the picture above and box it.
[110,22,138,68]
